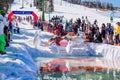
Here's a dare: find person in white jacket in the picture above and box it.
[0,14,6,54]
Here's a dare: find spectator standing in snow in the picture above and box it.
[0,12,6,54]
[106,23,114,45]
[94,27,102,43]
[114,22,120,44]
[12,16,20,34]
[101,23,108,44]
[1,10,10,47]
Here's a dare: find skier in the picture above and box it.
[110,10,114,23]
[110,16,113,22]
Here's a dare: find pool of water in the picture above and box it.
[36,57,120,80]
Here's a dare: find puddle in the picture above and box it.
[36,57,120,80]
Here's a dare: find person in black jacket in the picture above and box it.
[101,23,107,43]
[94,28,102,43]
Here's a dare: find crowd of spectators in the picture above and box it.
[34,15,120,46]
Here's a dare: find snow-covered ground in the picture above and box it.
[0,0,120,80]
[52,0,120,26]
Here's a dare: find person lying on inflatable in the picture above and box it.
[45,36,74,47]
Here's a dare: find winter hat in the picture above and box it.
[0,10,6,16]
[116,22,120,26]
